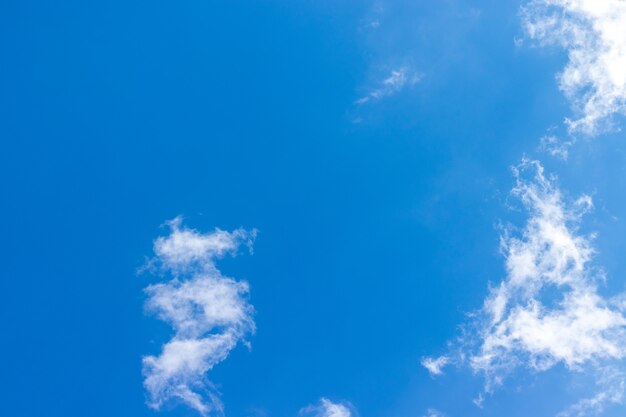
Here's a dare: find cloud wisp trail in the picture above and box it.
[355,67,421,105]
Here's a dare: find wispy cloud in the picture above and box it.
[422,408,446,417]
[522,0,626,135]
[142,217,257,416]
[355,67,421,105]
[538,131,575,160]
[300,398,353,417]
[426,160,626,415]
[421,356,450,376]
[469,161,625,386]
[558,367,625,417]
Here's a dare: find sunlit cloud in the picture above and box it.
[426,160,626,415]
[421,356,450,376]
[142,217,257,416]
[300,398,353,417]
[522,0,626,135]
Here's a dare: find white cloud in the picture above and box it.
[142,217,256,416]
[422,409,445,417]
[355,67,421,105]
[558,367,624,417]
[538,134,574,160]
[470,161,626,384]
[300,398,353,417]
[430,160,626,415]
[153,217,255,273]
[421,356,450,376]
[366,20,380,29]
[522,0,626,135]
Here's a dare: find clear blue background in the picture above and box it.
[2,1,626,417]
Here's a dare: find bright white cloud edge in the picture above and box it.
[300,398,353,417]
[425,159,626,416]
[355,67,421,105]
[421,356,450,376]
[142,217,256,416]
[522,0,626,135]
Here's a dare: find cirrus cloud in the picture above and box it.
[355,67,421,105]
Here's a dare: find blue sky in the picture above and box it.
[3,1,626,417]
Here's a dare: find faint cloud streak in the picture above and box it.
[355,67,421,105]
[300,398,353,417]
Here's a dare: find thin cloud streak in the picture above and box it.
[355,67,421,105]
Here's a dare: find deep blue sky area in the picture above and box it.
[2,1,626,417]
